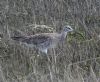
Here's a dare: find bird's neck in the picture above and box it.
[60,32,67,41]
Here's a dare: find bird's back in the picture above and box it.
[11,33,60,49]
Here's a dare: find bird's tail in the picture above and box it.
[11,36,26,42]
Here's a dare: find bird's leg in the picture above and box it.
[43,49,47,54]
[52,48,56,64]
[39,49,47,54]
[49,48,57,81]
[39,49,51,62]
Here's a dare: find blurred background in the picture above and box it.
[0,0,100,82]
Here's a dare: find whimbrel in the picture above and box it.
[11,25,73,54]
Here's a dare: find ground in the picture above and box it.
[0,0,100,82]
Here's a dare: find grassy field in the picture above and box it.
[0,0,100,82]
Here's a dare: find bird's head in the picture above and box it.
[62,25,73,33]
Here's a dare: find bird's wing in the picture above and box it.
[11,33,60,48]
[23,34,52,45]
[11,36,27,42]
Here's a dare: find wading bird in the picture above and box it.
[11,25,73,54]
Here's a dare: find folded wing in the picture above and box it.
[11,34,52,48]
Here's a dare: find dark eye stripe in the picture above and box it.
[67,27,71,29]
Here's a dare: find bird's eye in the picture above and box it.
[67,27,71,30]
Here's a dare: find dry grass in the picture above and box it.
[0,0,100,82]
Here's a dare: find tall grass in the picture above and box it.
[0,0,100,82]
